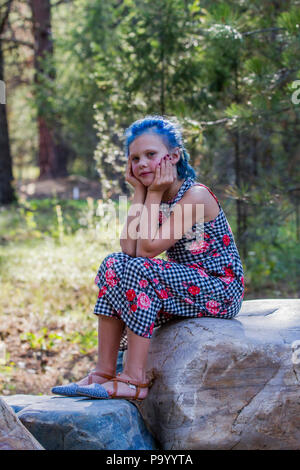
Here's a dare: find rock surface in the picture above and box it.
[11,395,157,450]
[0,397,44,450]
[139,299,300,450]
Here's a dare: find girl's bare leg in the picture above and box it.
[100,327,151,399]
[77,315,124,386]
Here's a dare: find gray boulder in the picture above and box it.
[0,397,44,450]
[139,299,300,450]
[13,395,157,450]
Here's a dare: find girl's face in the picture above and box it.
[128,133,172,185]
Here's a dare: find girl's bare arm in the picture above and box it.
[120,188,146,257]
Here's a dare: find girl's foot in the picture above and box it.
[98,372,149,400]
[76,370,115,386]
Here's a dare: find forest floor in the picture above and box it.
[1,178,118,396]
[0,176,298,396]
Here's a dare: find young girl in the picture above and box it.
[52,115,245,401]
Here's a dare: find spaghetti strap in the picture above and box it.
[192,183,220,206]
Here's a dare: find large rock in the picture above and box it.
[0,397,44,450]
[13,395,157,450]
[139,299,300,450]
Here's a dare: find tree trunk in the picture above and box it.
[0,1,16,204]
[30,0,68,179]
[232,62,247,259]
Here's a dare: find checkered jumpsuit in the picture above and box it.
[93,177,245,350]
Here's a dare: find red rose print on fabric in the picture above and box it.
[188,240,210,254]
[98,286,107,298]
[126,289,136,301]
[143,261,151,268]
[141,321,155,338]
[219,309,227,315]
[139,279,148,288]
[137,292,151,309]
[152,259,163,265]
[149,322,154,336]
[108,278,119,287]
[153,278,159,285]
[105,268,119,287]
[222,234,231,247]
[188,285,201,295]
[106,257,117,268]
[156,289,168,299]
[220,265,235,285]
[206,300,221,315]
[130,304,138,313]
[224,266,235,278]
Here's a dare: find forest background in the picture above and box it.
[0,0,299,395]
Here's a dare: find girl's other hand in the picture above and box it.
[125,157,146,193]
[148,154,175,194]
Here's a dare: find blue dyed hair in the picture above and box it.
[124,115,196,180]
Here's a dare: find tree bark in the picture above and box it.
[30,0,68,179]
[0,0,16,204]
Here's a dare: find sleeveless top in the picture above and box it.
[158,177,244,288]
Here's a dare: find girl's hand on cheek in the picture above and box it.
[148,155,175,194]
[125,158,146,192]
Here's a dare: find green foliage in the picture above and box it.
[3,0,300,301]
[20,328,63,351]
[277,6,300,35]
[66,329,98,354]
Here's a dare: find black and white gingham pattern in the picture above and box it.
[93,177,245,350]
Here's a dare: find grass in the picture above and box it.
[0,196,298,395]
[0,197,122,395]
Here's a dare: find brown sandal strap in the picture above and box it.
[112,376,150,388]
[111,379,118,398]
[134,386,140,400]
[88,372,115,385]
[109,377,145,400]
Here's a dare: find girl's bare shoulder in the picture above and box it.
[179,184,220,222]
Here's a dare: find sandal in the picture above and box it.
[76,374,154,402]
[51,371,115,397]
